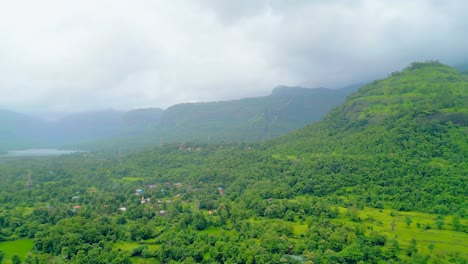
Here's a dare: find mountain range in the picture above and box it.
[0,84,360,152]
[0,61,467,263]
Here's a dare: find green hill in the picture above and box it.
[157,85,352,144]
[0,86,355,152]
[14,86,354,152]
[0,62,466,263]
[269,61,467,213]
[0,110,49,151]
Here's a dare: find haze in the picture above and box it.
[1,0,467,113]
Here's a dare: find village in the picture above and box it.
[70,179,226,218]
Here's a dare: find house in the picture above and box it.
[158,210,168,216]
[217,187,224,195]
[118,207,127,212]
[174,182,182,188]
[280,255,304,263]
[141,196,150,204]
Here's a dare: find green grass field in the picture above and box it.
[338,207,468,257]
[107,205,466,263]
[114,241,162,264]
[113,241,161,252]
[291,223,308,236]
[0,239,34,261]
[130,256,161,264]
[112,177,146,184]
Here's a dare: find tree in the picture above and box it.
[435,219,444,230]
[11,254,21,264]
[384,238,399,260]
[193,212,207,231]
[428,243,435,252]
[0,250,5,263]
[452,216,462,231]
[405,217,412,228]
[406,238,418,256]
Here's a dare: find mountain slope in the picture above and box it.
[157,86,353,143]
[1,86,357,151]
[0,110,49,151]
[268,61,467,213]
[0,62,466,263]
[275,61,467,151]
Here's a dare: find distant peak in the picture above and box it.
[271,86,331,97]
[403,60,447,71]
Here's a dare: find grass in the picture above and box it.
[112,177,146,184]
[201,226,222,236]
[114,241,162,264]
[113,242,161,252]
[130,257,161,264]
[0,239,34,261]
[113,241,141,251]
[291,223,308,236]
[121,177,145,182]
[115,205,466,262]
[337,207,468,257]
[201,226,235,237]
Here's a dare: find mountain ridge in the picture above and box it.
[0,85,359,151]
[263,61,467,213]
[0,62,466,263]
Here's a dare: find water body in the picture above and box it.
[2,149,85,157]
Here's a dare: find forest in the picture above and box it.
[0,62,467,263]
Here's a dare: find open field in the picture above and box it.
[0,239,34,260]
[338,207,468,257]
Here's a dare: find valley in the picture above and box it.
[0,62,466,263]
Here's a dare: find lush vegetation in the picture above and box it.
[0,62,466,263]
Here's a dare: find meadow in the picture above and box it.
[0,239,34,261]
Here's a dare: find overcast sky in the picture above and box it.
[1,0,467,113]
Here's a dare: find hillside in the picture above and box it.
[74,85,356,151]
[0,110,49,151]
[1,86,355,152]
[269,61,467,213]
[0,62,466,263]
[156,85,353,144]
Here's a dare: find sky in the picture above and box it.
[0,0,467,113]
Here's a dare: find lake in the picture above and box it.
[2,149,85,157]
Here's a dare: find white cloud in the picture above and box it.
[0,0,466,113]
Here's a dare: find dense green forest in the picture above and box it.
[0,62,466,263]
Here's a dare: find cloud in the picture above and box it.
[0,0,466,113]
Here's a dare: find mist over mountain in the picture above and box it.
[0,85,358,152]
[0,110,49,150]
[1,0,467,261]
[0,62,467,263]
